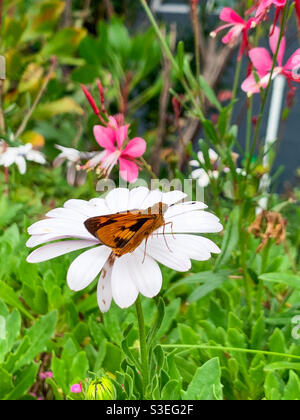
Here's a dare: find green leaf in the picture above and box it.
[264,362,300,372]
[147,298,165,347]
[102,342,122,372]
[181,358,223,400]
[157,299,180,339]
[0,368,13,399]
[264,371,284,400]
[34,98,84,120]
[40,27,86,58]
[0,280,34,320]
[51,354,68,394]
[188,271,230,302]
[250,314,265,349]
[199,76,221,111]
[268,328,286,362]
[15,311,57,369]
[282,371,300,400]
[202,120,219,144]
[70,352,89,384]
[3,363,39,400]
[0,309,21,362]
[215,207,240,270]
[259,272,300,289]
[161,380,181,400]
[176,41,185,78]
[4,336,31,373]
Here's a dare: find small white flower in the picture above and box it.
[197,149,219,165]
[0,143,46,174]
[53,145,96,186]
[26,187,222,312]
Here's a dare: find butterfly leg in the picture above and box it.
[162,221,174,253]
[142,236,149,264]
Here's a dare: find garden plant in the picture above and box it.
[0,0,300,401]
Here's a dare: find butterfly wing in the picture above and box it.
[84,212,156,250]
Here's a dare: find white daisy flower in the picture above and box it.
[191,168,219,188]
[53,145,96,186]
[0,143,46,174]
[26,187,222,312]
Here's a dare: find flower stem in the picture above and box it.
[161,344,300,361]
[140,157,157,179]
[245,2,289,175]
[228,57,242,126]
[139,0,204,120]
[135,296,149,399]
[15,57,57,139]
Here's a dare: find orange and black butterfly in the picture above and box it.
[84,202,169,257]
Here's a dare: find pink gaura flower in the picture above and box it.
[254,0,286,24]
[70,383,83,394]
[295,0,300,28]
[91,116,146,183]
[241,26,300,94]
[40,371,53,380]
[211,8,256,60]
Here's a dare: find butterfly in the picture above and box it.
[84,202,170,258]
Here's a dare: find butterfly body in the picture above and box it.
[84,202,168,257]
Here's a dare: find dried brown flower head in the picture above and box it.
[248,210,286,253]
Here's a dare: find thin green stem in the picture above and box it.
[139,0,204,120]
[191,0,204,109]
[245,3,289,175]
[245,96,253,159]
[161,344,300,361]
[15,57,57,139]
[228,57,242,126]
[135,296,149,399]
[140,157,158,179]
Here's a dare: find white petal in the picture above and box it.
[190,160,200,167]
[143,236,191,272]
[192,168,210,187]
[111,256,139,308]
[161,190,187,205]
[16,156,26,174]
[89,198,111,215]
[158,211,223,234]
[154,234,221,262]
[97,263,113,313]
[105,188,130,213]
[165,201,207,219]
[26,233,95,248]
[64,199,98,217]
[46,207,86,222]
[67,246,111,291]
[123,248,162,298]
[28,218,94,238]
[27,240,97,263]
[27,150,46,164]
[141,189,163,209]
[128,187,150,209]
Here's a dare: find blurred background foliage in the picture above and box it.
[1,0,300,401]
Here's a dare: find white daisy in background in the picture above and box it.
[0,142,46,174]
[190,148,245,187]
[190,149,220,188]
[26,187,223,312]
[53,145,96,186]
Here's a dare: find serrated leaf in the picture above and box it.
[182,358,223,400]
[15,311,57,369]
[3,363,39,400]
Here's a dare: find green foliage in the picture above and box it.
[0,0,300,402]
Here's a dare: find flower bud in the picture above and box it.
[86,378,115,400]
